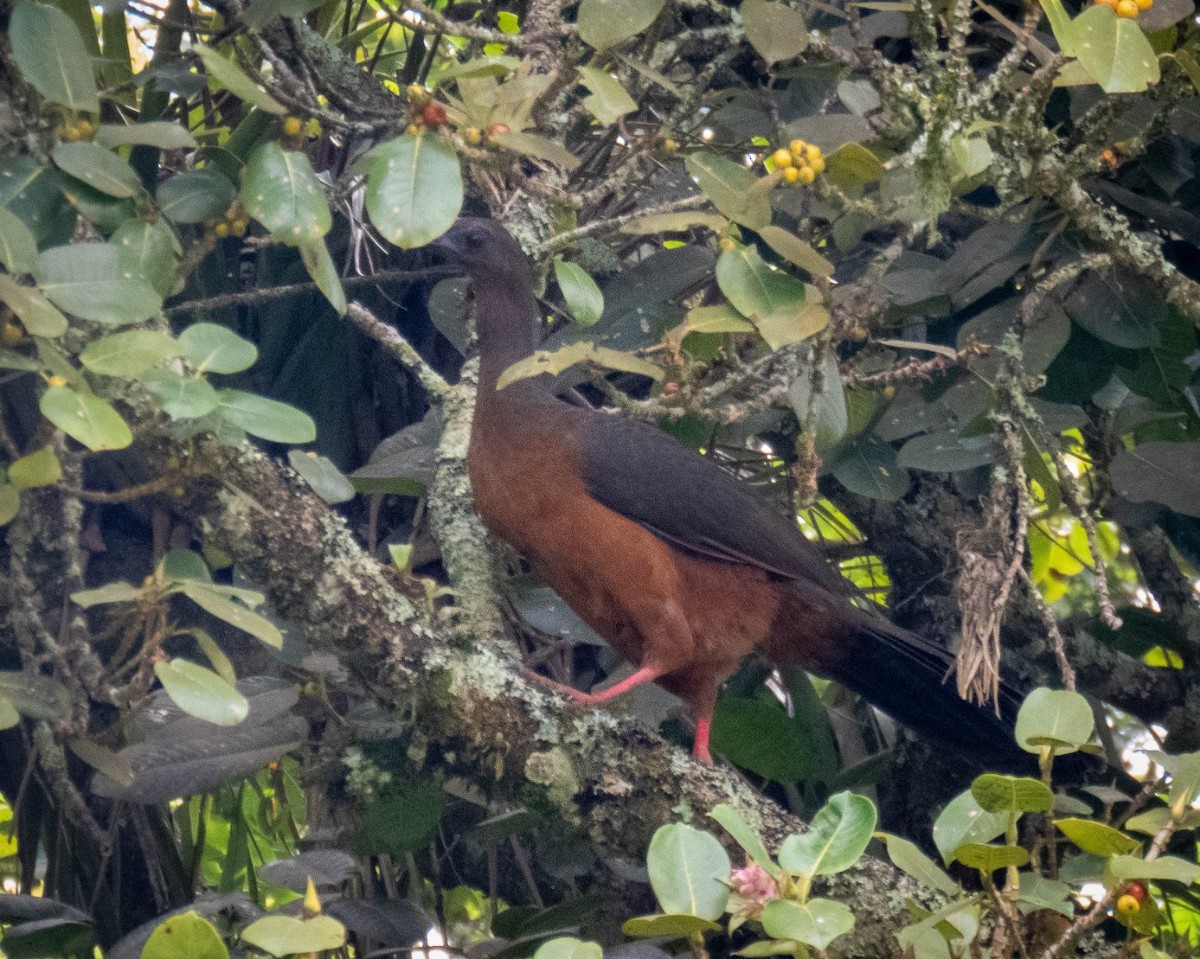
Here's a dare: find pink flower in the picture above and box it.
[729,863,779,920]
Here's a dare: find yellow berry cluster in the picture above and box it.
[211,201,250,240]
[59,118,95,142]
[1094,0,1150,18]
[770,139,825,185]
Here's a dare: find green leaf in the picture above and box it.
[576,0,666,49]
[358,134,464,249]
[684,304,755,335]
[760,899,854,950]
[1125,808,1171,836]
[0,697,20,730]
[80,329,180,376]
[621,211,729,234]
[932,790,1008,863]
[1109,442,1200,518]
[8,2,100,112]
[39,386,132,451]
[896,429,992,473]
[788,352,847,453]
[646,823,731,920]
[758,225,835,278]
[162,548,211,582]
[179,322,258,374]
[0,206,38,274]
[1055,819,1139,857]
[242,142,331,246]
[215,389,316,444]
[952,842,1029,872]
[139,369,220,419]
[70,582,143,606]
[970,774,1054,815]
[95,122,198,150]
[1039,0,1077,55]
[0,274,68,337]
[577,66,638,124]
[176,581,283,648]
[685,152,771,229]
[154,659,250,727]
[621,914,721,938]
[490,131,582,171]
[709,804,778,873]
[1018,874,1074,917]
[825,143,885,193]
[51,143,142,199]
[830,435,911,501]
[554,259,604,326]
[0,484,18,527]
[1108,854,1200,885]
[1014,687,1095,755]
[193,43,286,114]
[532,937,603,959]
[142,911,229,959]
[740,0,809,63]
[180,628,237,685]
[1072,5,1160,93]
[35,244,162,326]
[112,218,180,298]
[877,832,958,895]
[0,669,72,720]
[778,791,877,878]
[287,449,355,503]
[716,246,819,349]
[157,169,238,224]
[240,915,346,958]
[299,239,347,316]
[497,341,662,389]
[8,445,62,488]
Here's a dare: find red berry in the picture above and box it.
[488,123,510,137]
[1126,882,1147,904]
[421,103,448,129]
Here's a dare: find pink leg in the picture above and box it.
[692,716,713,764]
[521,666,665,705]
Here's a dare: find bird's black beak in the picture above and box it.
[430,221,468,261]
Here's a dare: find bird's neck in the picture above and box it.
[474,271,544,397]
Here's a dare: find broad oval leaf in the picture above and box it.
[142,911,229,959]
[533,937,603,959]
[288,450,355,503]
[577,0,666,50]
[193,42,286,114]
[497,341,662,389]
[877,832,958,895]
[95,121,198,150]
[952,842,1030,872]
[970,774,1054,815]
[1109,442,1200,518]
[241,142,331,246]
[80,329,180,376]
[358,134,463,249]
[240,914,346,957]
[0,484,17,527]
[760,898,854,950]
[0,206,38,274]
[0,669,72,720]
[1108,854,1200,885]
[554,259,604,326]
[1014,687,1094,755]
[830,435,911,501]
[8,2,100,112]
[621,914,721,938]
[179,322,258,374]
[932,790,1008,863]
[157,169,238,224]
[51,143,142,199]
[299,238,347,316]
[741,0,809,64]
[1072,5,1160,94]
[709,804,777,873]
[716,245,817,349]
[645,823,731,920]
[139,369,220,419]
[215,389,316,444]
[778,791,876,878]
[788,352,847,453]
[35,244,162,326]
[0,274,68,337]
[685,152,771,228]
[177,581,283,648]
[113,217,180,297]
[154,659,250,727]
[758,225,835,278]
[7,445,62,488]
[1055,818,1139,857]
[577,66,638,124]
[39,385,133,451]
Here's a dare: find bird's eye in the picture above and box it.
[465,230,485,248]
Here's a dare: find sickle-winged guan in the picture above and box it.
[436,216,1033,768]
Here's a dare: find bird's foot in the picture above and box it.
[520,668,598,703]
[692,717,713,764]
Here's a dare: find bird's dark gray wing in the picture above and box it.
[575,415,854,596]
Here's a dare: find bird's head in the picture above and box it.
[433,217,531,286]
